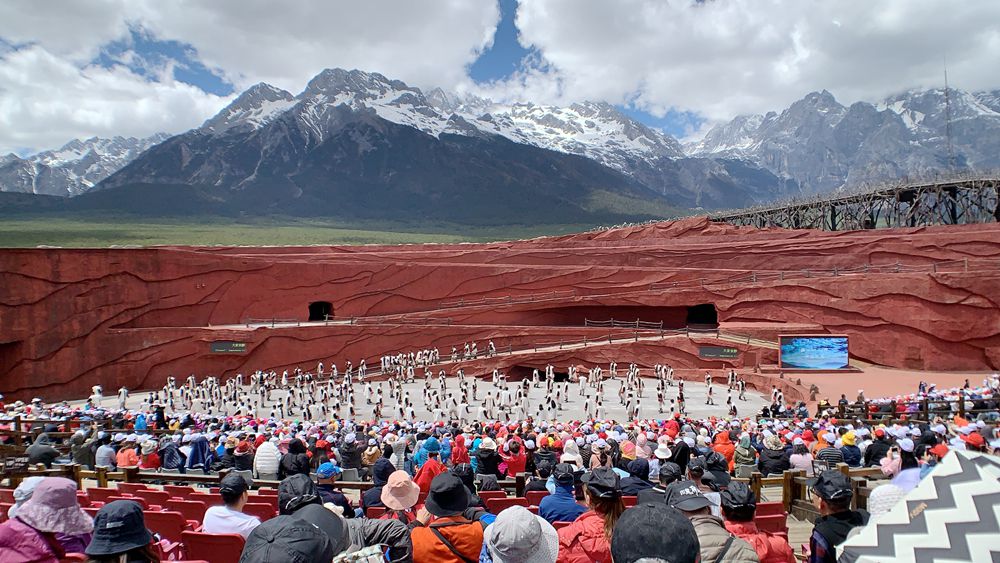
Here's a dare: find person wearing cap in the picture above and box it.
[526,460,553,494]
[721,482,794,563]
[240,510,336,563]
[620,458,654,496]
[202,473,262,538]
[807,470,868,563]
[361,458,396,514]
[139,440,160,470]
[862,428,892,467]
[414,437,448,494]
[84,500,157,562]
[380,470,421,524]
[339,433,364,473]
[556,467,624,563]
[410,472,485,563]
[539,463,586,524]
[317,461,356,518]
[611,502,700,563]
[481,505,559,563]
[666,480,758,563]
[685,457,722,517]
[476,437,505,480]
[0,477,94,560]
[637,461,682,506]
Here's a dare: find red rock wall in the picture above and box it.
[2,217,999,401]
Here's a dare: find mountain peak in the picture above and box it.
[202,82,295,133]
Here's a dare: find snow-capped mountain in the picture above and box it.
[0,134,170,196]
[688,88,1000,194]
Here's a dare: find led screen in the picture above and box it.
[779,335,849,369]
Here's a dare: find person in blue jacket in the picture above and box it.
[538,463,586,524]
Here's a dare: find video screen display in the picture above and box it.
[779,335,849,369]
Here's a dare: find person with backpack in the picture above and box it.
[721,482,794,563]
[410,473,486,563]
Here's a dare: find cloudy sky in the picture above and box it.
[1,0,998,154]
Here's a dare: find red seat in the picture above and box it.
[209,487,221,495]
[527,506,539,515]
[754,514,788,535]
[181,531,245,563]
[478,491,506,501]
[366,506,387,518]
[485,496,529,514]
[83,507,101,518]
[756,501,785,517]
[145,511,196,543]
[622,496,638,507]
[247,494,278,510]
[0,489,15,503]
[107,496,148,509]
[0,502,12,523]
[242,502,276,522]
[256,488,278,496]
[117,483,149,495]
[59,554,88,562]
[553,521,573,530]
[134,489,171,506]
[165,499,209,524]
[188,492,216,505]
[525,491,549,506]
[86,488,122,503]
[164,485,195,499]
[76,492,91,507]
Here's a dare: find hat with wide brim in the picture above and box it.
[85,500,152,556]
[17,477,94,537]
[486,506,559,563]
[424,473,470,517]
[381,470,420,511]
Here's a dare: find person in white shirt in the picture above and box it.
[202,474,261,539]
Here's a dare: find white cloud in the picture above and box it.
[0,0,500,153]
[499,0,1000,122]
[0,46,229,153]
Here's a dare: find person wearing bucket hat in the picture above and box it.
[139,440,160,470]
[475,437,505,480]
[0,477,94,559]
[5,476,45,520]
[721,482,795,563]
[380,470,421,523]
[557,467,623,563]
[203,473,261,538]
[807,470,869,563]
[84,500,156,561]
[482,505,559,563]
[410,472,484,562]
[611,502,700,563]
[667,480,758,563]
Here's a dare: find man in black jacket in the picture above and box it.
[862,428,892,467]
[637,462,682,505]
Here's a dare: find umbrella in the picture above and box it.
[838,450,1000,562]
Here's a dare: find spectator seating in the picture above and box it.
[181,531,245,563]
[478,490,506,501]
[485,496,529,514]
[106,495,149,509]
[525,491,548,506]
[164,499,209,524]
[117,483,149,495]
[755,514,788,536]
[366,506,387,518]
[242,502,276,522]
[86,487,122,503]
[146,510,199,543]
[0,489,15,503]
[256,488,278,496]
[164,485,196,498]
[135,489,171,506]
[622,495,638,507]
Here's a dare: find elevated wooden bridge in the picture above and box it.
[712,175,1000,231]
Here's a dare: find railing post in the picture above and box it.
[124,466,139,483]
[515,473,526,497]
[72,464,84,489]
[782,470,796,514]
[13,415,22,446]
[96,466,108,488]
[750,472,762,504]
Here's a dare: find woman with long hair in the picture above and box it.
[556,467,624,563]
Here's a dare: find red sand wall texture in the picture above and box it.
[2,217,999,401]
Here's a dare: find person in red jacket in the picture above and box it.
[501,439,527,476]
[414,445,448,494]
[721,482,795,563]
[450,434,471,466]
[712,431,737,472]
[557,467,624,563]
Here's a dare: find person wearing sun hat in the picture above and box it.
[138,439,160,470]
[380,470,421,523]
[84,500,157,561]
[0,477,94,558]
[481,505,559,563]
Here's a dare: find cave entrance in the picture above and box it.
[308,301,333,321]
[686,303,719,328]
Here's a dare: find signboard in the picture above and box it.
[779,335,849,369]
[1,455,30,477]
[210,341,247,354]
[699,346,739,359]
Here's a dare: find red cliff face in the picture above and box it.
[2,217,999,401]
